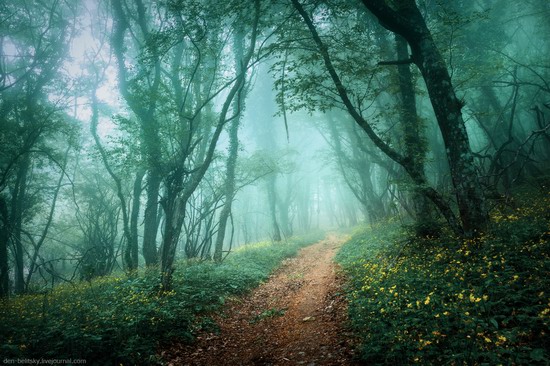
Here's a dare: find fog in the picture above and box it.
[1,0,549,294]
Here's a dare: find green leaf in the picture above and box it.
[530,348,545,362]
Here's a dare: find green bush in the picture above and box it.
[0,231,323,365]
[337,196,550,365]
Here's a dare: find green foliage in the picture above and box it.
[0,232,323,365]
[249,307,287,324]
[336,194,550,365]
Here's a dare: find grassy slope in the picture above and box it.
[336,192,550,365]
[0,231,323,364]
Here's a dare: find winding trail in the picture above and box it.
[162,234,358,365]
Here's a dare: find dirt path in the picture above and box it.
[162,234,358,365]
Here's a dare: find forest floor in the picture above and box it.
[162,234,359,365]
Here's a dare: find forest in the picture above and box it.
[0,0,549,365]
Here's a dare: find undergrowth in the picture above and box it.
[336,192,550,365]
[0,231,323,365]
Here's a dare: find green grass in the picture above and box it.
[0,231,323,365]
[336,193,550,365]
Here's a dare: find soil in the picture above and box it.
[161,234,360,365]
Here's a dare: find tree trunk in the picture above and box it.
[213,26,246,262]
[160,193,186,290]
[111,0,162,266]
[213,117,240,262]
[128,170,145,270]
[0,197,10,297]
[142,171,160,265]
[267,175,282,242]
[295,179,311,232]
[394,34,434,232]
[361,0,488,236]
[12,154,29,294]
[277,174,293,237]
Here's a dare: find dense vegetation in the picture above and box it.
[1,0,550,364]
[337,188,550,365]
[0,232,322,364]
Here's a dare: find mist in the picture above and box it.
[1,0,549,364]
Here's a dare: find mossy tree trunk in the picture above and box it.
[361,0,488,236]
[394,34,434,232]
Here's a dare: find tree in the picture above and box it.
[288,0,485,236]
[0,0,79,294]
[321,111,391,223]
[110,0,162,266]
[76,175,122,280]
[155,0,261,289]
[359,0,488,235]
[90,81,140,271]
[250,63,284,242]
[213,25,248,262]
